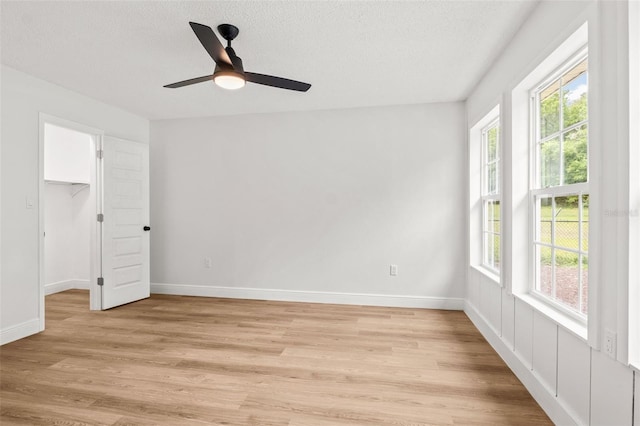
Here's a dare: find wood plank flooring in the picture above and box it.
[0,290,551,425]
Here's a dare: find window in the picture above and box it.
[469,105,500,281]
[481,120,500,273]
[531,51,589,319]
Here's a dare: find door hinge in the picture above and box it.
[97,277,104,286]
[97,150,103,159]
[97,213,104,222]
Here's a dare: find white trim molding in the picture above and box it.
[151,283,465,310]
[44,279,91,295]
[0,318,41,346]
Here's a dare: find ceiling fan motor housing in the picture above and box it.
[218,24,240,43]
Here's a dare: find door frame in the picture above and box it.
[38,113,104,328]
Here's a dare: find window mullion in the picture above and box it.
[537,120,587,146]
[578,194,584,314]
[481,130,486,196]
[533,93,541,188]
[551,197,557,299]
[559,78,565,185]
[531,182,589,197]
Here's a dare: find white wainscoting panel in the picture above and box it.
[590,350,634,426]
[514,298,534,369]
[557,328,590,426]
[501,290,515,350]
[479,276,502,335]
[532,311,558,396]
[465,302,578,426]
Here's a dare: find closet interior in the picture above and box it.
[44,123,93,295]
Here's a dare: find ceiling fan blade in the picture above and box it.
[189,22,233,67]
[164,75,213,88]
[245,72,311,92]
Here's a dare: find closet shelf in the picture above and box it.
[45,180,90,197]
[45,179,89,185]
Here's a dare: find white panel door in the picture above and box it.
[101,136,150,309]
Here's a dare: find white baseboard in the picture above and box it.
[464,301,578,426]
[151,283,465,310]
[0,318,41,345]
[45,279,90,295]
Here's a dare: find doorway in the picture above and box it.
[39,115,102,324]
[38,114,151,328]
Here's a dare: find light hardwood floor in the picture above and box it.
[0,290,551,425]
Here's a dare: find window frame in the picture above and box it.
[528,47,590,323]
[480,118,501,274]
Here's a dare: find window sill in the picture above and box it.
[514,292,587,341]
[470,265,501,286]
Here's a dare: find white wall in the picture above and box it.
[44,184,90,294]
[150,102,466,308]
[44,184,74,286]
[44,123,92,183]
[0,65,149,344]
[627,0,640,371]
[465,1,637,425]
[71,186,90,283]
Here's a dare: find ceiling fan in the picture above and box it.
[164,22,311,92]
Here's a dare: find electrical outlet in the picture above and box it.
[390,264,398,276]
[204,257,212,269]
[604,329,616,358]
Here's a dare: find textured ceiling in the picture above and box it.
[1,1,538,120]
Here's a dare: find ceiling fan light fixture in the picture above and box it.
[214,70,245,90]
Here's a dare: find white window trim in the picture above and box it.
[481,118,501,274]
[528,51,590,324]
[469,105,501,283]
[511,22,592,341]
